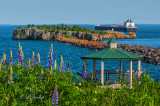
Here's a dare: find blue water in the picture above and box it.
[0,24,160,81]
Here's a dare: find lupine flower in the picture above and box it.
[36,53,40,66]
[18,43,24,67]
[40,68,45,81]
[0,64,1,71]
[9,50,13,65]
[59,55,65,72]
[91,72,94,81]
[47,44,53,70]
[8,66,13,84]
[31,52,35,67]
[50,66,53,75]
[54,60,57,71]
[82,62,87,80]
[52,86,59,105]
[2,53,7,67]
[27,58,31,70]
[68,61,71,72]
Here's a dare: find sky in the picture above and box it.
[0,0,160,25]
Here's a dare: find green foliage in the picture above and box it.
[17,24,108,36]
[32,28,36,34]
[32,24,35,27]
[0,63,160,105]
[27,24,31,28]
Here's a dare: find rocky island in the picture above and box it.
[13,24,160,65]
[13,24,136,41]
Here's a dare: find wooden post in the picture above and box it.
[93,60,96,79]
[101,60,104,85]
[138,59,141,82]
[138,60,141,77]
[120,60,122,81]
[129,60,132,88]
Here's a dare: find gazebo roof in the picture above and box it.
[107,38,117,43]
[81,48,143,60]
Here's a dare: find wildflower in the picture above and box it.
[47,44,53,70]
[9,50,13,65]
[52,85,59,105]
[50,66,53,75]
[67,61,71,72]
[0,64,1,71]
[73,83,75,85]
[8,66,13,84]
[36,53,40,66]
[59,55,65,72]
[76,86,79,90]
[79,83,81,86]
[95,91,97,94]
[54,60,57,71]
[82,62,87,80]
[18,43,24,67]
[27,58,31,70]
[91,72,94,81]
[31,52,35,66]
[2,53,7,67]
[40,68,45,81]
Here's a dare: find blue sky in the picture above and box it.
[0,0,159,25]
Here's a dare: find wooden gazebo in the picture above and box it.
[81,38,143,88]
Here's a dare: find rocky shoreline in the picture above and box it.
[12,27,160,65]
[55,36,160,65]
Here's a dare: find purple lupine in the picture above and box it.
[59,55,65,72]
[36,53,40,66]
[82,62,87,80]
[2,53,7,67]
[9,50,13,65]
[52,86,58,105]
[47,44,53,70]
[68,61,71,72]
[31,52,35,67]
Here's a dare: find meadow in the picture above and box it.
[0,43,160,106]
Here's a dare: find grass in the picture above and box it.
[0,64,160,105]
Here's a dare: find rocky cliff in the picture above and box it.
[13,27,136,41]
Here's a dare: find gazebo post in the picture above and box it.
[101,60,104,85]
[129,60,133,88]
[93,60,96,79]
[120,60,122,81]
[138,60,141,76]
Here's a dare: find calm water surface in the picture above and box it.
[0,24,160,80]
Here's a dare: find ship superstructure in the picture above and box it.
[95,19,137,32]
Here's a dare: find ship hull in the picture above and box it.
[95,26,137,32]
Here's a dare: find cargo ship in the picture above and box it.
[95,19,137,32]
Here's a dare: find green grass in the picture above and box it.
[0,64,160,105]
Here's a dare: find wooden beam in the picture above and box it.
[129,60,132,88]
[101,60,104,85]
[93,60,96,79]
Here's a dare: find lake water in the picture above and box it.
[0,24,160,81]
